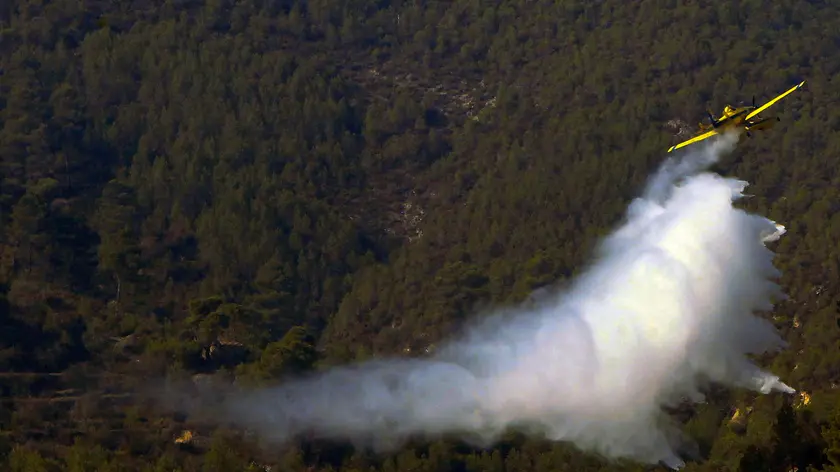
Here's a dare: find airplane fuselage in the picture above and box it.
[702,105,779,135]
[713,105,753,129]
[667,80,805,153]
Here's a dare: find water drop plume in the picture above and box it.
[170,130,794,469]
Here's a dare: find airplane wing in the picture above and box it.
[744,80,806,121]
[667,129,718,153]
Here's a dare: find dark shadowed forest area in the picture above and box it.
[2,0,840,470]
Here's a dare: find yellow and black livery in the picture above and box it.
[667,80,806,153]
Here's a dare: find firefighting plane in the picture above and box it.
[667,80,806,153]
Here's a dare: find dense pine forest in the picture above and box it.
[2,0,840,470]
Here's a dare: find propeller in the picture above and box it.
[706,109,718,127]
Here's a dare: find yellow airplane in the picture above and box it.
[667,80,806,153]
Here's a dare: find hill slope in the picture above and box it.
[2,0,840,471]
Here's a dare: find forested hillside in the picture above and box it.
[2,0,840,470]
